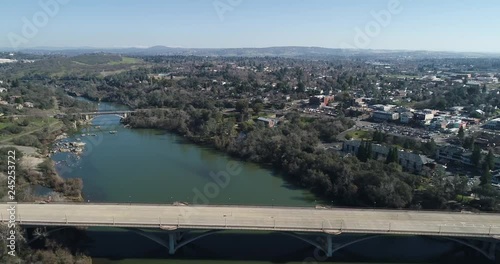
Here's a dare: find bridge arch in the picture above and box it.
[280,232,382,257]
[279,232,328,254]
[442,237,497,261]
[22,226,498,260]
[124,228,223,254]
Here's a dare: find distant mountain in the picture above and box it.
[3,46,500,59]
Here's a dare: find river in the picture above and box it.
[50,99,493,263]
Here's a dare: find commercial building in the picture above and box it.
[400,112,414,124]
[484,118,500,130]
[372,111,399,122]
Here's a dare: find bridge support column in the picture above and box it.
[326,234,333,257]
[168,233,176,255]
[167,231,184,255]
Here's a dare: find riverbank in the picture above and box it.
[0,118,86,202]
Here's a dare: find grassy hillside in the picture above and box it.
[2,54,144,78]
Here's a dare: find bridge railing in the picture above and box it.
[17,202,500,215]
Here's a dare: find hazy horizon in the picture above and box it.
[2,0,500,53]
[2,45,500,56]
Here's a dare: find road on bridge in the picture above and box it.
[2,203,500,238]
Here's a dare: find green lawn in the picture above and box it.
[346,130,372,140]
[108,57,140,65]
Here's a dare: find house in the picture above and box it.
[256,117,278,128]
[15,104,23,110]
[0,88,7,93]
[23,102,34,108]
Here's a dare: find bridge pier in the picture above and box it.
[326,234,333,257]
[168,232,183,255]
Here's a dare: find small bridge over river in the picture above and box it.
[2,203,500,260]
[71,110,136,120]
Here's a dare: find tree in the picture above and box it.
[373,130,383,142]
[366,142,373,160]
[462,136,474,150]
[252,103,264,116]
[356,141,368,162]
[421,138,437,156]
[471,145,482,167]
[235,99,249,122]
[297,82,306,93]
[386,147,399,164]
[485,149,495,169]
[480,163,492,186]
[457,126,465,140]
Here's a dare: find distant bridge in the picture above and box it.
[2,203,499,259]
[72,110,135,120]
[68,108,175,120]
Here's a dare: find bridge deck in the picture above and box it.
[2,203,500,238]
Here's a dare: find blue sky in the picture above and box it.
[2,0,500,52]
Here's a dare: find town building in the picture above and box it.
[436,144,500,170]
[342,140,435,172]
[400,112,414,124]
[484,118,500,130]
[372,111,399,122]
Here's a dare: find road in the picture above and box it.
[2,203,500,238]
